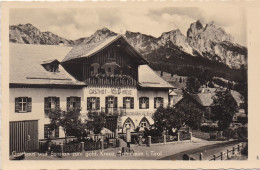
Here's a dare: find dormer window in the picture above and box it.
[42,59,60,73]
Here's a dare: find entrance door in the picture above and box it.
[10,120,38,154]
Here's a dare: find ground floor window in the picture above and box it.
[87,97,100,110]
[67,97,81,111]
[15,97,32,113]
[123,97,134,109]
[44,124,59,139]
[139,117,150,129]
[139,97,149,109]
[154,97,164,108]
[123,117,135,132]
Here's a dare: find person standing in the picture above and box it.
[126,126,131,148]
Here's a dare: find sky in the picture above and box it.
[10,7,247,46]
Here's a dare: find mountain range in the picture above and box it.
[9,21,247,80]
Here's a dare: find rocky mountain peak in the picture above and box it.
[187,20,245,69]
[187,20,204,38]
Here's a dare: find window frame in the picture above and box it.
[67,96,81,111]
[87,97,100,110]
[44,97,60,116]
[123,97,134,109]
[154,97,164,109]
[139,97,149,109]
[44,124,59,139]
[15,97,32,113]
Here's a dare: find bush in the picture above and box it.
[237,117,248,124]
[209,131,226,141]
[200,125,219,132]
[241,143,248,156]
[63,142,81,153]
[236,126,247,139]
[39,141,61,153]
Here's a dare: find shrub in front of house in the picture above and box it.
[209,131,226,141]
[200,125,219,132]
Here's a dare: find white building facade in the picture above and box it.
[9,35,174,152]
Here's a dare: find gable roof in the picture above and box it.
[189,93,214,107]
[62,35,148,64]
[10,43,85,86]
[138,65,175,89]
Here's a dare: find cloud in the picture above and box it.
[9,7,246,45]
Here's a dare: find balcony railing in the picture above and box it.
[101,107,126,116]
[85,74,136,86]
[100,107,154,117]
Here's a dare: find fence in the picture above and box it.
[38,135,120,154]
[184,142,245,160]
[208,143,244,161]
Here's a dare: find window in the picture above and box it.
[44,124,59,139]
[123,97,134,109]
[67,97,81,111]
[139,117,150,128]
[105,96,117,108]
[15,97,32,113]
[154,97,164,108]
[42,60,60,73]
[87,97,100,110]
[139,97,149,109]
[44,97,60,115]
[123,118,135,131]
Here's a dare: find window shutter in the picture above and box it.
[96,97,100,110]
[130,97,134,109]
[114,97,118,108]
[55,97,60,109]
[105,97,108,108]
[44,97,49,114]
[55,127,59,138]
[123,97,126,109]
[161,98,164,107]
[146,97,149,109]
[27,97,32,112]
[139,97,142,109]
[154,97,157,109]
[87,97,91,110]
[15,98,19,112]
[66,97,70,111]
[76,97,81,110]
[44,124,49,139]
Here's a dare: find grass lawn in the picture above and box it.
[192,130,210,140]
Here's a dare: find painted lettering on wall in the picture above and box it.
[89,88,132,95]
[89,89,107,94]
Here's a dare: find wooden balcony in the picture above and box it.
[85,74,136,86]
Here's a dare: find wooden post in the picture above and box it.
[189,132,192,143]
[114,129,118,139]
[100,140,104,150]
[220,152,223,160]
[213,154,216,160]
[177,132,180,142]
[60,143,63,158]
[227,149,229,159]
[80,142,84,152]
[148,136,151,147]
[163,135,166,144]
[199,153,203,160]
[139,136,142,145]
